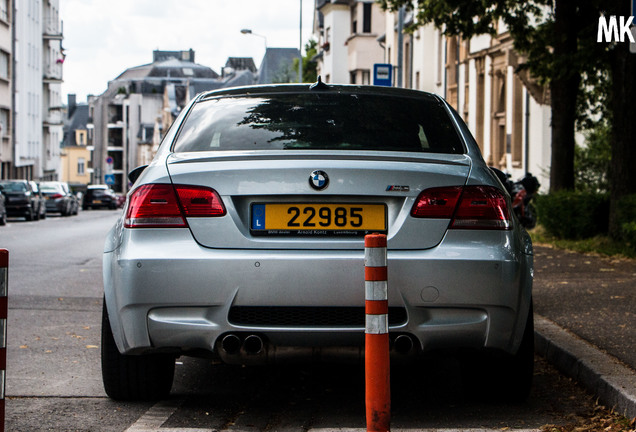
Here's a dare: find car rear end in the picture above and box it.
[103,84,534,400]
[85,186,117,209]
[40,182,69,215]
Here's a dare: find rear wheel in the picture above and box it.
[101,300,175,401]
[0,211,6,225]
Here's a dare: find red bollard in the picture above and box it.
[0,249,7,431]
[364,234,390,432]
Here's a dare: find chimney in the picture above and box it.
[68,94,77,117]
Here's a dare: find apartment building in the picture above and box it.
[0,0,11,179]
[313,0,385,84]
[61,94,90,188]
[88,50,223,193]
[10,0,63,181]
[313,1,551,189]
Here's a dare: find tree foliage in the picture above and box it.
[294,39,318,83]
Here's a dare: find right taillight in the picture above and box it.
[411,185,510,230]
[124,184,225,228]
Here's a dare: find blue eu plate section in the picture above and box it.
[251,204,266,230]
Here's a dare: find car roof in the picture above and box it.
[197,81,442,104]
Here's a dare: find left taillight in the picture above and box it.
[124,184,225,228]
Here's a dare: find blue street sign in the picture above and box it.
[373,64,393,87]
[105,174,115,185]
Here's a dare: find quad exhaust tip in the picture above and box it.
[221,334,265,355]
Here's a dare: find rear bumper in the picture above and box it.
[104,227,533,361]
[45,199,66,213]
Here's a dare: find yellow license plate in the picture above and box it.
[251,203,386,235]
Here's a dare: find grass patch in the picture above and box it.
[529,225,636,259]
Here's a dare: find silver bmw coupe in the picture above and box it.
[102,82,534,401]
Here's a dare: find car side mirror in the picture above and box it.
[128,165,148,184]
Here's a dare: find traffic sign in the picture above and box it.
[104,174,115,185]
[373,64,393,87]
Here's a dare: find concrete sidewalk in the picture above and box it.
[532,244,636,419]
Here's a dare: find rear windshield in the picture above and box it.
[172,93,465,154]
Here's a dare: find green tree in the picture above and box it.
[379,0,600,193]
[379,0,636,238]
[575,123,611,193]
[294,39,318,83]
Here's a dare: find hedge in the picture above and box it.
[534,191,609,240]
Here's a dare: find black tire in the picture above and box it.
[101,300,175,401]
[25,208,34,221]
[0,212,6,226]
[462,302,534,402]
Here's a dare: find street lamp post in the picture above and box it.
[299,0,303,83]
[240,28,267,53]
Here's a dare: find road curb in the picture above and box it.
[535,314,636,419]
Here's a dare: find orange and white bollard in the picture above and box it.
[364,234,390,432]
[0,249,7,431]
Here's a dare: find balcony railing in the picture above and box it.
[43,64,63,82]
[43,19,63,40]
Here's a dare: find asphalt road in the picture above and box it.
[0,210,621,431]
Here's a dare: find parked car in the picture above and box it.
[39,181,76,216]
[29,181,47,220]
[0,180,41,221]
[0,191,6,226]
[102,83,534,402]
[83,184,118,210]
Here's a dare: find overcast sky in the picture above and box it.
[59,0,316,103]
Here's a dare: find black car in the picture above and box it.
[39,181,77,216]
[0,180,41,221]
[0,191,6,226]
[83,185,118,210]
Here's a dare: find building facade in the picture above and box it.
[11,0,63,181]
[61,94,90,188]
[88,50,223,193]
[0,0,11,179]
[312,1,552,189]
[313,0,385,84]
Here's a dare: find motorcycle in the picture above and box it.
[491,168,540,229]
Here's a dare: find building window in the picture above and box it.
[362,3,372,33]
[0,51,9,80]
[78,158,86,176]
[350,71,357,84]
[0,109,8,137]
[75,130,87,146]
[0,0,8,22]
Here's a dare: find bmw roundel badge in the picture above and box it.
[309,170,329,191]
